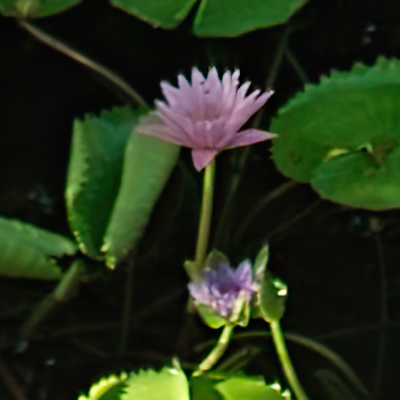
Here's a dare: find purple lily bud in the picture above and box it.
[136,67,277,171]
[188,260,259,319]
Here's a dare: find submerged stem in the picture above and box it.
[194,159,216,270]
[270,320,310,400]
[194,323,234,375]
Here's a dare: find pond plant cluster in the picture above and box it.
[1,0,400,399]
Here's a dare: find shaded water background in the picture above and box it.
[1,0,400,399]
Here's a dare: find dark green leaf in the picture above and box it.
[259,273,287,323]
[0,0,82,18]
[194,0,309,37]
[311,148,400,210]
[191,374,224,400]
[102,133,179,268]
[109,0,309,37]
[66,106,142,260]
[110,0,197,29]
[271,57,400,210]
[0,217,77,280]
[215,376,289,400]
[0,217,77,257]
[195,302,226,329]
[78,366,189,400]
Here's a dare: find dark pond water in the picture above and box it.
[1,0,400,399]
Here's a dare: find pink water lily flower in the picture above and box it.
[136,67,277,171]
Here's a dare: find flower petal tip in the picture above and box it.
[191,149,218,171]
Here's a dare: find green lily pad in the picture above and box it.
[311,147,400,210]
[193,0,309,37]
[110,0,309,37]
[111,0,197,29]
[271,57,400,210]
[101,133,179,268]
[0,217,77,280]
[0,0,82,18]
[192,373,289,400]
[65,106,142,260]
[77,366,189,400]
[216,376,289,400]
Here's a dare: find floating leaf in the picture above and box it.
[0,0,82,18]
[193,0,309,37]
[192,373,289,400]
[110,0,309,37]
[311,148,400,210]
[77,373,129,400]
[216,376,290,400]
[271,57,400,210]
[0,217,77,280]
[78,366,189,400]
[111,0,197,29]
[102,133,179,268]
[66,106,143,259]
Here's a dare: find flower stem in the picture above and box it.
[195,159,216,270]
[194,323,234,376]
[270,320,310,400]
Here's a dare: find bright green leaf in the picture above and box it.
[110,0,197,29]
[110,0,309,37]
[0,241,62,280]
[78,366,190,400]
[77,373,129,400]
[216,376,289,400]
[194,0,309,37]
[311,148,400,210]
[0,0,82,18]
[271,57,400,210]
[195,302,226,329]
[259,273,287,323]
[102,133,179,268]
[0,217,77,257]
[0,217,77,280]
[66,106,143,260]
[122,366,189,400]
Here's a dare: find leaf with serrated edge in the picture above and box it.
[102,133,179,268]
[0,239,62,280]
[0,0,82,18]
[311,148,400,210]
[271,57,400,210]
[194,0,309,37]
[78,366,189,400]
[110,0,197,29]
[0,217,77,280]
[109,0,308,37]
[0,217,77,257]
[77,373,128,400]
[66,106,143,259]
[216,376,289,400]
